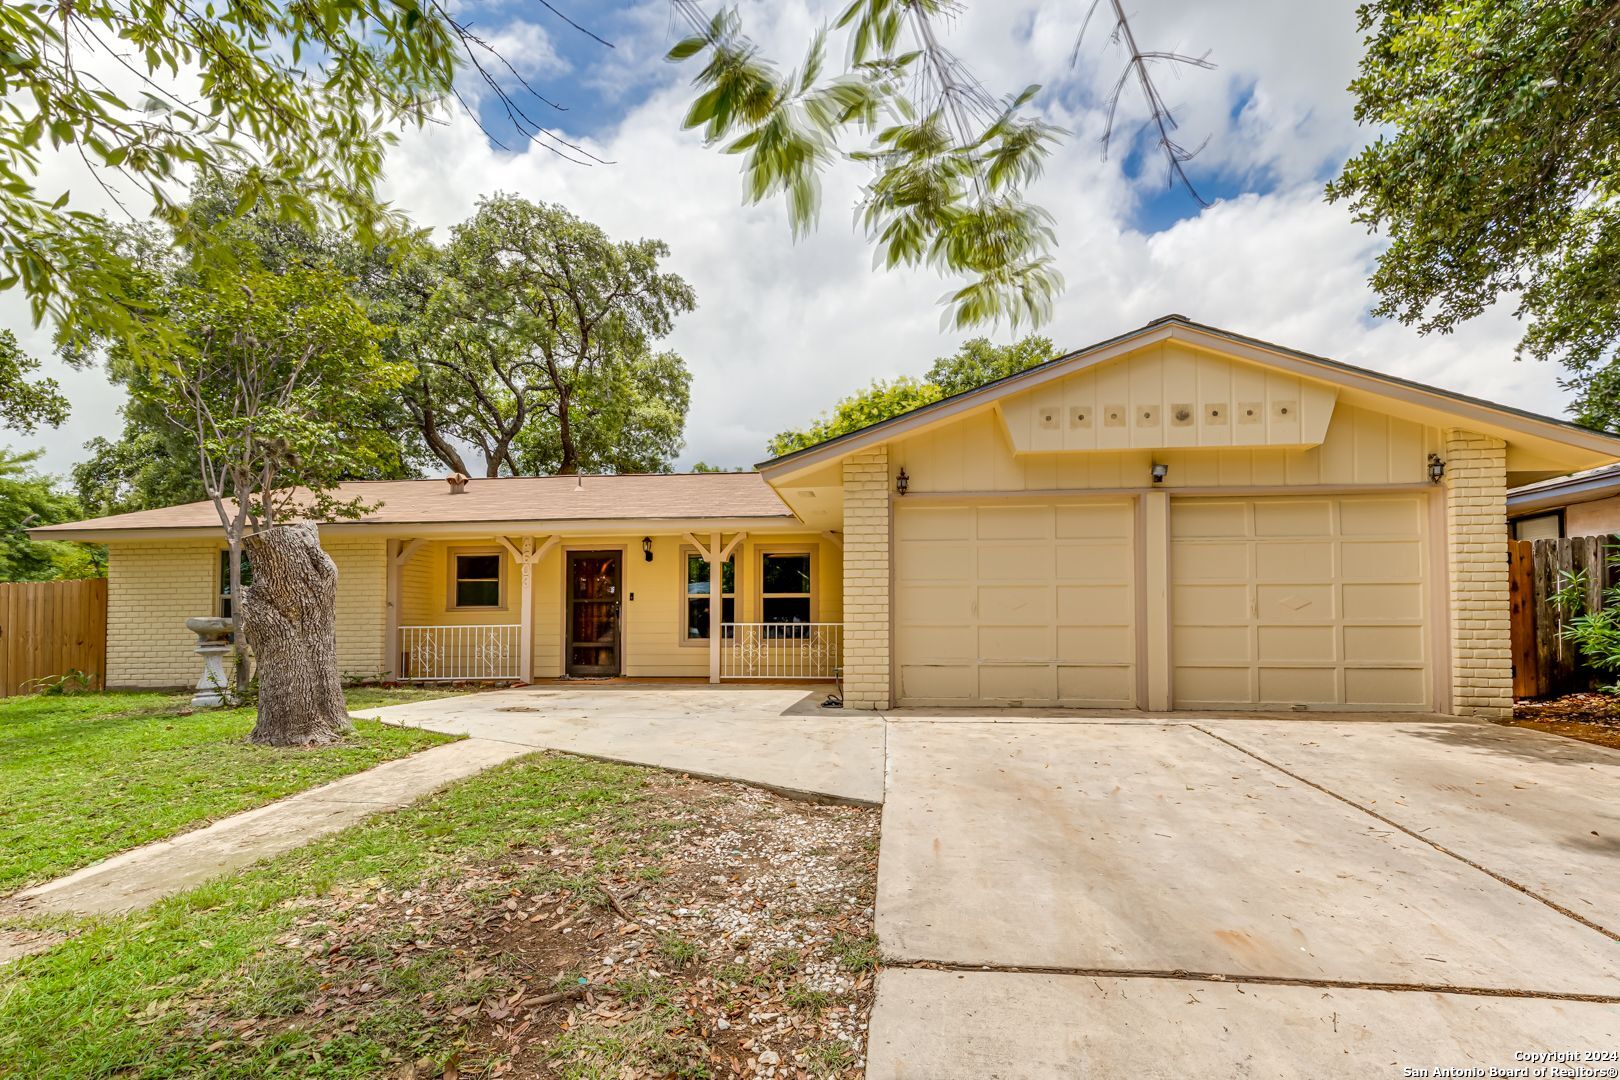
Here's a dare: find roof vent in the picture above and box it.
[446,472,469,494]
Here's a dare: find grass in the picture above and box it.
[0,686,456,893]
[0,754,661,1078]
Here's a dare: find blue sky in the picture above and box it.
[10,0,1573,476]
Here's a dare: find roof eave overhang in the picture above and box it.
[757,319,1620,485]
[30,514,804,544]
[1507,475,1620,516]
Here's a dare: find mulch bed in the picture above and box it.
[1510,692,1620,751]
[177,773,880,1078]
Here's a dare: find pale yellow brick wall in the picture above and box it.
[107,540,223,689]
[842,447,892,710]
[325,535,388,679]
[107,531,388,689]
[1444,430,1512,718]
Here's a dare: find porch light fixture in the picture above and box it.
[895,467,909,496]
[642,536,653,562]
[1150,463,1168,484]
[1428,454,1446,484]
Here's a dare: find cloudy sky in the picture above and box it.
[10,0,1571,478]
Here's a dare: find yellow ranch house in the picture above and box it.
[35,316,1620,718]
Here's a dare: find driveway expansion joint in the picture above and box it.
[1187,723,1620,944]
[885,960,1620,1005]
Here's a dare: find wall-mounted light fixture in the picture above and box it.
[1427,454,1446,484]
[642,536,653,562]
[895,467,909,496]
[1150,463,1168,484]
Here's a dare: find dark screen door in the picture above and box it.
[566,551,621,676]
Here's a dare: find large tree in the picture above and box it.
[402,196,696,477]
[0,332,68,434]
[85,221,413,742]
[1329,0,1620,426]
[769,333,1054,455]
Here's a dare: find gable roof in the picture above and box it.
[757,314,1620,478]
[32,472,794,541]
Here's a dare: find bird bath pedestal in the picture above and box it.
[186,616,235,707]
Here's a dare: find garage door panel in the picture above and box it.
[1255,625,1336,662]
[898,543,975,581]
[896,501,1137,708]
[1253,499,1333,537]
[1340,497,1422,536]
[1054,503,1132,539]
[899,664,977,702]
[1255,542,1334,582]
[1342,583,1423,621]
[1345,667,1428,705]
[1171,494,1430,710]
[896,584,974,623]
[1054,542,1133,581]
[1172,541,1249,580]
[1174,583,1249,623]
[1342,540,1421,580]
[1343,624,1424,663]
[976,505,1055,540]
[978,585,1054,623]
[902,625,976,661]
[1057,626,1135,664]
[1056,584,1132,624]
[1256,584,1335,621]
[1258,667,1338,703]
[979,664,1058,703]
[1173,625,1252,664]
[979,626,1053,662]
[1056,665,1134,707]
[895,506,975,542]
[977,544,1055,580]
[1175,666,1252,705]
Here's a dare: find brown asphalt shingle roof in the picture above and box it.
[33,473,794,535]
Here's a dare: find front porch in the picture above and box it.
[382,529,843,685]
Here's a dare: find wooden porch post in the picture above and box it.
[709,531,722,684]
[498,536,558,685]
[387,539,426,681]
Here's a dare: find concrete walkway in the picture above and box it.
[13,737,527,918]
[358,684,885,804]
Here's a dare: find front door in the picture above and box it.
[566,551,622,676]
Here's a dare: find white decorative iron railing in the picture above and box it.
[719,623,842,680]
[398,625,521,682]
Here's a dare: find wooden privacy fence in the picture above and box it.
[1509,535,1613,699]
[0,579,107,697]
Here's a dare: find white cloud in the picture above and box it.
[8,0,1576,481]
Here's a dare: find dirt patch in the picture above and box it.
[1511,693,1620,750]
[175,771,879,1077]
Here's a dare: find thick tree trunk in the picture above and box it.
[240,522,352,746]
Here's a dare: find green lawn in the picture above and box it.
[0,687,458,894]
[0,755,655,1079]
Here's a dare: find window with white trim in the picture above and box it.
[450,551,505,609]
[761,552,812,636]
[684,550,735,641]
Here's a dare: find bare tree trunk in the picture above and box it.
[240,522,352,746]
[226,537,249,695]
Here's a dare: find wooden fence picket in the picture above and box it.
[0,578,107,697]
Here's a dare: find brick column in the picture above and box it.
[842,447,892,710]
[1443,430,1512,718]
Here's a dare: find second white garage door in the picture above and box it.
[1170,495,1432,710]
[894,500,1137,708]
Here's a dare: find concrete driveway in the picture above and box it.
[868,715,1620,1077]
[365,688,1619,1074]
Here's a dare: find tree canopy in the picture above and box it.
[0,331,67,433]
[1329,0,1620,426]
[0,450,101,582]
[401,195,695,477]
[768,334,1055,456]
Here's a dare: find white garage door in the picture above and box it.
[1170,495,1431,710]
[894,500,1136,708]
